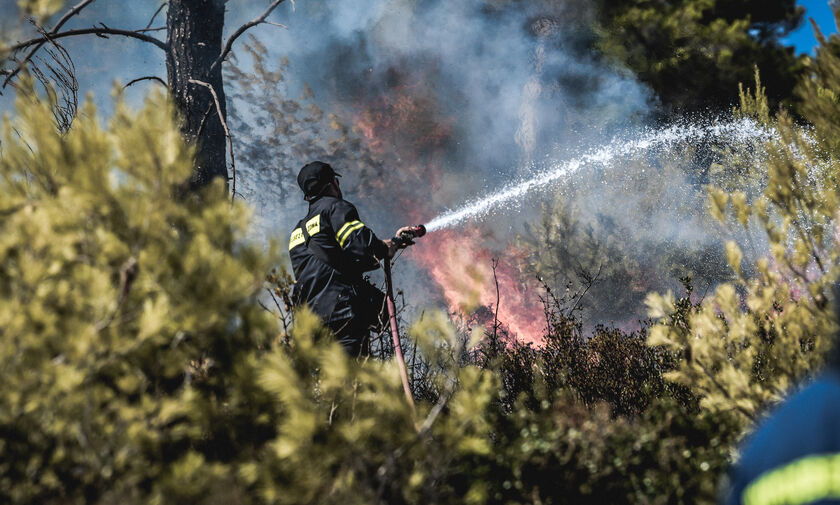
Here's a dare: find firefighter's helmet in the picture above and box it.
[297,161,341,198]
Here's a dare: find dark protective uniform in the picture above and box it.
[288,195,387,355]
[722,370,840,505]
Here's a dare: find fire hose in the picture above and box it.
[383,224,426,409]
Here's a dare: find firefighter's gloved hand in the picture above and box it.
[394,226,417,246]
[383,227,418,258]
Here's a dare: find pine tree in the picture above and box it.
[0,83,279,503]
[597,0,804,113]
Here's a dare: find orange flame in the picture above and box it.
[348,76,545,343]
[410,228,545,344]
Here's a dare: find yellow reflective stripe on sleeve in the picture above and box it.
[289,228,305,250]
[306,214,321,235]
[336,220,361,241]
[742,453,840,505]
[338,222,365,248]
[336,220,362,243]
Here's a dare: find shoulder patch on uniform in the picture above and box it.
[289,228,305,250]
[306,214,321,235]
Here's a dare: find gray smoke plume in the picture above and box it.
[1,0,766,334]
[225,0,769,335]
[230,0,651,209]
[224,0,776,334]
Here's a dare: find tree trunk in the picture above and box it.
[166,0,228,189]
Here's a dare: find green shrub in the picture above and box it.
[645,65,840,430]
[0,85,745,504]
[0,83,278,503]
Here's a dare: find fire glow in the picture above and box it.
[348,81,548,343]
[411,228,545,342]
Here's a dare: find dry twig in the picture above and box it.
[124,75,167,89]
[211,0,288,72]
[188,79,237,202]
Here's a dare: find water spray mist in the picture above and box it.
[424,118,774,232]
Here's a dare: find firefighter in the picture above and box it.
[288,161,414,356]
[721,286,840,505]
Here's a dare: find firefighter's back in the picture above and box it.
[290,196,366,324]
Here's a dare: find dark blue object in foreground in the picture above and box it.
[723,371,840,505]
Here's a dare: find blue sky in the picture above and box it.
[785,0,838,54]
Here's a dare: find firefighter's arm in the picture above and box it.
[329,201,389,264]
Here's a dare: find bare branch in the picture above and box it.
[196,102,214,138]
[124,75,167,89]
[265,286,290,335]
[52,0,99,32]
[570,263,601,315]
[492,258,500,342]
[3,0,97,88]
[145,2,168,30]
[188,79,237,203]
[58,0,100,31]
[94,257,138,332]
[136,26,166,33]
[7,26,168,55]
[211,0,287,72]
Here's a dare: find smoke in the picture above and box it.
[0,1,777,338]
[232,0,651,206]
[225,0,779,339]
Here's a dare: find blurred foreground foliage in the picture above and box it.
[0,79,734,505]
[0,82,279,503]
[4,19,840,505]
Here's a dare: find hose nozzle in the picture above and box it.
[395,224,426,247]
